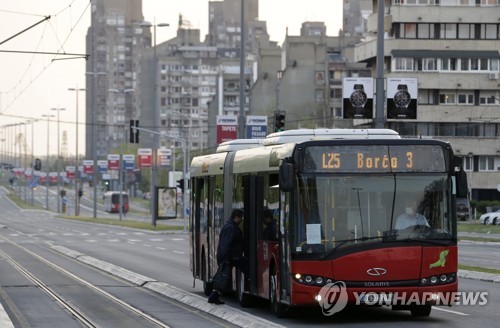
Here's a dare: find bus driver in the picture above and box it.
[395,199,430,230]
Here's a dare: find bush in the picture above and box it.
[471,200,500,215]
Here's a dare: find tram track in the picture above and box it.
[0,234,171,328]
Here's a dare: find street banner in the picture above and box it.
[246,116,268,139]
[97,160,108,174]
[66,166,76,179]
[49,172,58,183]
[123,154,135,170]
[217,115,238,144]
[138,148,152,168]
[83,160,94,174]
[107,154,120,170]
[158,148,171,167]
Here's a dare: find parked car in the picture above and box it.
[479,210,500,225]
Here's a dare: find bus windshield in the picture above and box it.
[290,174,453,256]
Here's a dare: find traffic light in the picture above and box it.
[78,189,83,198]
[104,180,110,191]
[274,110,286,132]
[129,119,139,143]
[34,158,42,171]
[176,179,184,192]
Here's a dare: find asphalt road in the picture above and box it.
[1,185,500,327]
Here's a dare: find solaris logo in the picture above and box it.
[317,281,349,316]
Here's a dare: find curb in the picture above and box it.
[51,245,285,328]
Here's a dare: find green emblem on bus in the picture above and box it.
[429,249,449,268]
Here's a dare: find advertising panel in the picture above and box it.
[343,77,374,119]
[216,115,238,144]
[387,77,418,119]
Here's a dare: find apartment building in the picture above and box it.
[352,0,500,201]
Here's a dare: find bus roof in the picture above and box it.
[215,128,400,153]
[263,128,400,146]
[216,138,264,152]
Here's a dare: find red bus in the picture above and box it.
[103,191,129,213]
[189,129,467,317]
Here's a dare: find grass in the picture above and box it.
[459,264,500,275]
[5,188,182,231]
[457,221,500,234]
[56,215,183,231]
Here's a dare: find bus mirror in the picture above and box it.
[279,161,294,192]
[456,167,468,198]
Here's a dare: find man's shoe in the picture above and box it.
[208,297,225,305]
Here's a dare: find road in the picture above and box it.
[1,186,500,327]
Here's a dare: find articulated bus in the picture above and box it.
[189,129,468,317]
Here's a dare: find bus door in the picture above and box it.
[242,175,263,295]
[279,189,291,305]
[190,177,204,280]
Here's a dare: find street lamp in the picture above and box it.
[139,20,169,220]
[51,107,66,213]
[86,71,106,218]
[68,86,86,216]
[41,114,55,210]
[108,88,134,221]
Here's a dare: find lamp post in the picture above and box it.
[51,107,66,212]
[108,88,134,220]
[41,114,55,210]
[86,71,106,218]
[68,87,86,216]
[140,20,169,219]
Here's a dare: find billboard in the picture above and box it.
[246,115,268,139]
[216,115,238,144]
[387,77,418,119]
[343,77,374,119]
[156,186,178,219]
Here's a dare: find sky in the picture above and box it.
[0,0,343,158]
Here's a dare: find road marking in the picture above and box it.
[172,251,184,254]
[432,306,469,316]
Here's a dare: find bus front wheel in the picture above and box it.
[270,272,288,317]
[410,304,432,317]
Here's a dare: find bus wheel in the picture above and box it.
[270,273,287,317]
[410,304,432,317]
[236,269,252,307]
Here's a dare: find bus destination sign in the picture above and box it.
[303,145,446,173]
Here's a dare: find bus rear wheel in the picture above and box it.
[236,269,252,307]
[410,304,432,317]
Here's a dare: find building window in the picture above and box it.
[417,24,434,39]
[458,93,474,104]
[479,156,495,171]
[315,89,324,102]
[394,57,414,71]
[440,24,457,39]
[423,58,438,71]
[439,93,456,104]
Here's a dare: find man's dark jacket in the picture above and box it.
[216,218,243,265]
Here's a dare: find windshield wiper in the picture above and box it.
[321,236,384,260]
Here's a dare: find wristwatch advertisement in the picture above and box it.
[343,78,374,119]
[387,78,418,119]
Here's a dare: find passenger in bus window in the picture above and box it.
[395,199,430,230]
[208,209,248,305]
[262,209,277,241]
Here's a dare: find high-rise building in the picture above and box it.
[85,0,150,159]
